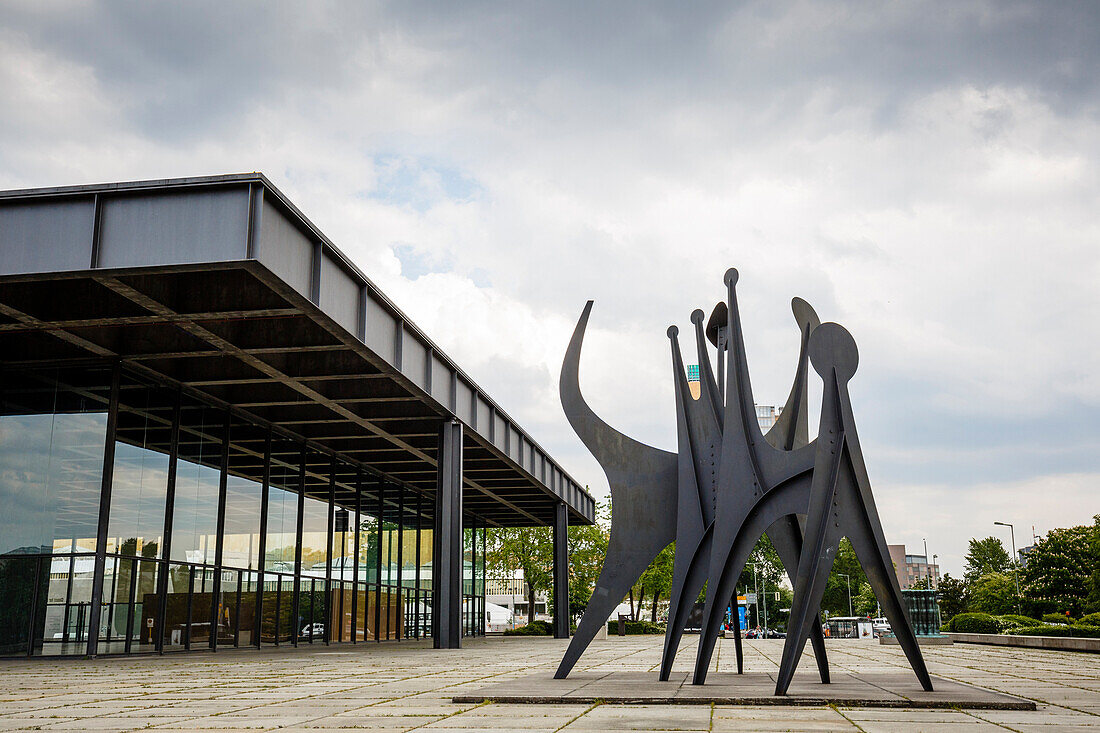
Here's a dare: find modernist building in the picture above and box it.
[0,174,594,658]
[888,544,940,590]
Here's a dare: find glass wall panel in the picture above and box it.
[222,475,261,572]
[222,419,265,574]
[162,563,213,652]
[108,377,174,559]
[0,369,109,556]
[265,442,300,574]
[0,367,112,657]
[298,450,330,642]
[0,556,42,655]
[171,404,224,566]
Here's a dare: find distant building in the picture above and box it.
[485,574,548,621]
[888,544,940,590]
[687,364,702,399]
[1017,544,1037,568]
[685,367,780,430]
[756,405,781,432]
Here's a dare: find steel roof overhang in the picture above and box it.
[0,173,594,527]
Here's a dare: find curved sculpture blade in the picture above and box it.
[555,301,678,679]
[694,272,824,684]
[775,323,932,695]
[659,317,721,680]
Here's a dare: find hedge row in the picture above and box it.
[503,620,553,636]
[1013,624,1100,638]
[943,613,999,634]
[943,612,1100,638]
[606,620,666,635]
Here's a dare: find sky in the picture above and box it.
[1,0,1098,577]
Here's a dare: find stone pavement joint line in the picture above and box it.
[0,635,1097,731]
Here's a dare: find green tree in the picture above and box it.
[567,499,610,622]
[1021,518,1100,617]
[736,535,785,627]
[936,573,970,620]
[853,582,878,617]
[970,572,1018,615]
[964,537,1012,583]
[1089,515,1100,613]
[486,496,612,626]
[485,525,553,624]
[639,543,675,623]
[821,538,868,616]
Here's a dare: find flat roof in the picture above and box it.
[0,173,594,526]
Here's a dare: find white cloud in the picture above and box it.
[0,1,1096,551]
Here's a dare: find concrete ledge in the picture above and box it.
[880,634,954,646]
[947,632,1100,653]
[454,671,1035,710]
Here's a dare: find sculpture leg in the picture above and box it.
[775,530,838,696]
[660,528,712,680]
[732,610,744,674]
[767,516,830,684]
[556,550,657,679]
[846,526,933,691]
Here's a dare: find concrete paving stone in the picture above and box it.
[0,720,79,732]
[0,636,1097,730]
[713,706,846,720]
[37,718,149,731]
[855,722,1007,733]
[841,708,978,722]
[711,721,856,732]
[1007,721,1100,726]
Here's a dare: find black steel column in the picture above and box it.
[255,431,271,648]
[481,521,487,637]
[324,457,335,644]
[553,502,570,639]
[352,468,361,643]
[155,390,181,653]
[291,445,306,647]
[432,419,463,649]
[209,413,230,651]
[396,483,404,640]
[86,363,120,658]
[374,481,383,641]
[414,493,422,639]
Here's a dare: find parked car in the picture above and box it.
[300,623,325,639]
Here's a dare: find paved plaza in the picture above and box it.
[0,635,1098,731]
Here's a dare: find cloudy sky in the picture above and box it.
[2,1,1098,576]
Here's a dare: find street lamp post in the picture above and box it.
[922,538,928,587]
[994,521,1022,609]
[932,554,938,590]
[746,562,769,632]
[838,573,853,616]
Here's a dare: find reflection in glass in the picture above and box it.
[171,405,223,565]
[0,413,107,556]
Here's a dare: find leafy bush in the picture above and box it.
[503,620,553,636]
[1042,612,1072,625]
[1077,612,1100,626]
[1012,624,1100,638]
[994,614,1040,632]
[606,620,666,635]
[945,612,999,634]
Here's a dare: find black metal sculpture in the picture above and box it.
[556,268,933,696]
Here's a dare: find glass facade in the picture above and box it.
[0,364,485,657]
